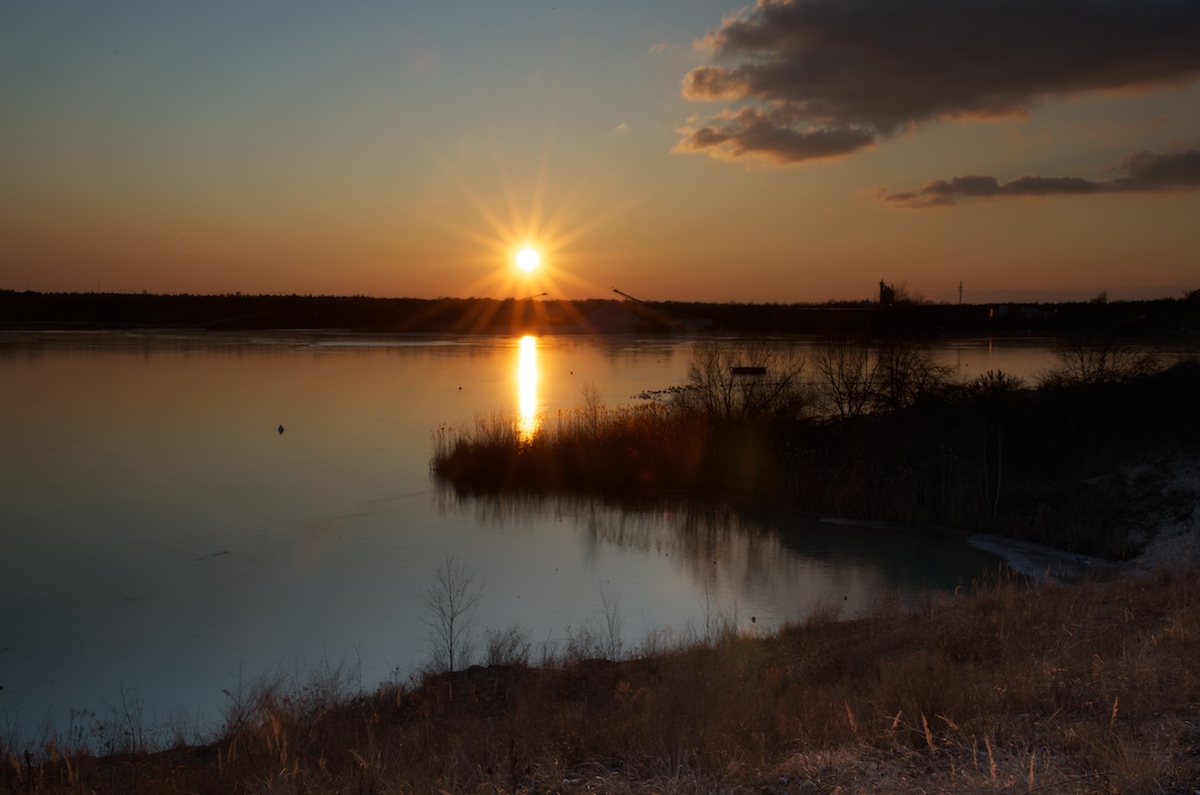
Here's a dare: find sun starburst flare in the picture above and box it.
[409,109,657,327]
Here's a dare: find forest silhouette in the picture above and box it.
[2,288,1198,335]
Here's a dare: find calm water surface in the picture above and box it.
[1,331,1066,741]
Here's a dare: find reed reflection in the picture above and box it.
[431,486,1009,623]
[517,335,540,442]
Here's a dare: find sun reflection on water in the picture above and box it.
[517,335,539,442]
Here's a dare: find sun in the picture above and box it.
[516,247,540,272]
[414,121,648,308]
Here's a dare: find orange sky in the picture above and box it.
[2,2,1199,304]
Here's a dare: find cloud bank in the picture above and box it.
[676,0,1200,164]
[882,143,1200,207]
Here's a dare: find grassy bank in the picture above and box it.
[5,567,1197,794]
[433,359,1200,560]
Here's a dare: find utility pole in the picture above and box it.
[958,281,963,305]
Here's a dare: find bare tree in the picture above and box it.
[675,340,809,423]
[812,330,949,417]
[1044,329,1159,385]
[870,330,951,412]
[811,336,874,419]
[421,552,483,673]
[599,585,624,660]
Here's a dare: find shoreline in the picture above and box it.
[7,562,1196,794]
[966,532,1119,583]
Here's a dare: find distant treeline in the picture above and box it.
[1,288,1197,336]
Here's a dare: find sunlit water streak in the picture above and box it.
[517,335,539,442]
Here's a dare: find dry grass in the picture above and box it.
[432,401,784,497]
[434,362,1200,560]
[5,567,1198,794]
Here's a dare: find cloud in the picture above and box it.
[882,143,1200,207]
[674,107,875,164]
[677,0,1200,164]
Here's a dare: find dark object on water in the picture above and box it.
[732,366,767,376]
[278,424,284,435]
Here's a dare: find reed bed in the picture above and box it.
[433,361,1200,559]
[5,566,1197,794]
[432,402,785,497]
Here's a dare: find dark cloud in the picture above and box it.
[883,143,1200,208]
[1120,146,1200,187]
[678,0,1200,164]
[674,107,875,164]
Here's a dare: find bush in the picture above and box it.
[810,329,951,417]
[671,339,810,423]
[1043,329,1160,385]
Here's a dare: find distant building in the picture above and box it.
[879,280,895,306]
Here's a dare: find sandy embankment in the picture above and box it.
[966,533,1116,582]
[971,450,1200,581]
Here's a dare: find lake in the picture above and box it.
[0,330,1093,744]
